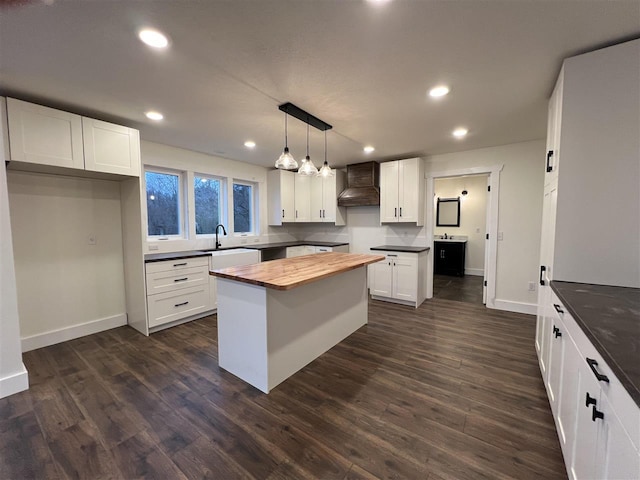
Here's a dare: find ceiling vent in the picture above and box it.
[337,161,380,207]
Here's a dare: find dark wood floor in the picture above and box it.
[433,274,485,304]
[0,298,567,479]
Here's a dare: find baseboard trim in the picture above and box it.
[0,363,29,399]
[492,299,537,316]
[21,314,127,352]
[465,268,484,276]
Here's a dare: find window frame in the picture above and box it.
[144,166,186,240]
[193,173,227,238]
[231,179,258,236]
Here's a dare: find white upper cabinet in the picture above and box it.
[294,174,311,222]
[380,158,424,225]
[309,173,346,225]
[544,70,563,187]
[267,169,295,226]
[7,98,84,169]
[82,117,140,176]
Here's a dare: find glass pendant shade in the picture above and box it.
[298,124,318,175]
[316,130,334,177]
[275,113,298,170]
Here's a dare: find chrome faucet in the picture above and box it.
[215,224,227,249]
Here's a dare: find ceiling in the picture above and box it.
[1,1,638,169]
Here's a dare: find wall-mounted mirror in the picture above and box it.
[436,197,460,227]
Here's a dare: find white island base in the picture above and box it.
[216,267,368,393]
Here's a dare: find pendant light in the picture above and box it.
[298,122,318,176]
[275,112,298,170]
[317,130,334,177]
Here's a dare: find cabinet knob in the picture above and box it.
[591,406,604,422]
[585,392,597,408]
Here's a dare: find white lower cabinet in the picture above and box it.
[538,291,640,480]
[145,256,211,330]
[369,250,427,308]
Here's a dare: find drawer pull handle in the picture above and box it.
[586,358,610,383]
[539,265,546,286]
[585,392,597,408]
[399,207,402,217]
[174,277,188,282]
[394,207,397,217]
[553,326,562,338]
[553,304,564,314]
[591,405,604,422]
[174,301,189,307]
[546,150,554,173]
[173,262,187,267]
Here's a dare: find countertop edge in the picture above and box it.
[144,251,210,263]
[370,245,430,253]
[550,281,640,408]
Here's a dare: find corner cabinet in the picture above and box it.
[369,250,427,308]
[6,98,140,177]
[380,158,424,225]
[267,169,346,226]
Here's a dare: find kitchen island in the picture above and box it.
[210,252,384,393]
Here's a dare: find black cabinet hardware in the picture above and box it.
[394,207,397,217]
[591,406,604,422]
[295,210,298,218]
[585,392,597,408]
[399,207,402,217]
[174,277,188,282]
[586,358,610,383]
[282,209,285,218]
[553,304,564,314]
[174,301,189,307]
[546,150,554,172]
[173,263,187,267]
[539,266,546,286]
[553,326,559,335]
[554,326,562,338]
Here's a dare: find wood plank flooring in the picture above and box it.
[433,274,485,304]
[0,298,567,479]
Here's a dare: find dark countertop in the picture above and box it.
[370,245,430,253]
[242,241,349,250]
[551,281,640,407]
[144,251,210,263]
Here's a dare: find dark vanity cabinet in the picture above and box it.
[434,241,466,276]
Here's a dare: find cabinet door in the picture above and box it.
[570,358,601,480]
[392,256,418,302]
[370,259,393,297]
[82,117,140,176]
[380,161,399,223]
[7,98,84,169]
[398,158,419,223]
[556,325,581,462]
[322,176,337,223]
[294,174,311,222]
[281,171,295,222]
[547,311,566,416]
[310,176,324,222]
[545,69,563,186]
[595,393,640,480]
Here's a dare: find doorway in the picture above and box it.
[432,174,488,304]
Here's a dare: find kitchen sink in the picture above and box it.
[210,248,260,269]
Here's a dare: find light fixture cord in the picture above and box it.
[324,130,327,164]
[306,122,310,157]
[284,113,288,148]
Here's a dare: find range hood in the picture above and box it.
[337,161,380,207]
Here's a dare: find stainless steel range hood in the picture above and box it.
[337,161,380,207]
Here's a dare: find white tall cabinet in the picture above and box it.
[536,39,640,480]
[379,158,424,225]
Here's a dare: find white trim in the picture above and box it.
[465,268,484,276]
[0,364,29,399]
[21,313,127,352]
[425,163,503,306]
[492,299,537,316]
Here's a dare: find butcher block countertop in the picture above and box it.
[210,252,384,290]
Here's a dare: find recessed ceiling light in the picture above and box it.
[363,146,375,154]
[145,111,164,121]
[138,29,169,49]
[453,128,468,138]
[429,85,450,98]
[244,140,256,149]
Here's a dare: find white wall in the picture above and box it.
[426,140,545,309]
[434,175,488,274]
[141,141,295,253]
[7,171,127,347]
[0,97,28,397]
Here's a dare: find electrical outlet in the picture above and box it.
[149,244,159,251]
[498,231,504,241]
[528,281,536,292]
[88,234,97,245]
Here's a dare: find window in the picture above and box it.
[145,169,182,237]
[194,175,224,235]
[233,181,255,234]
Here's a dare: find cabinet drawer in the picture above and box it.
[147,285,210,328]
[551,292,640,451]
[145,256,209,274]
[146,266,208,295]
